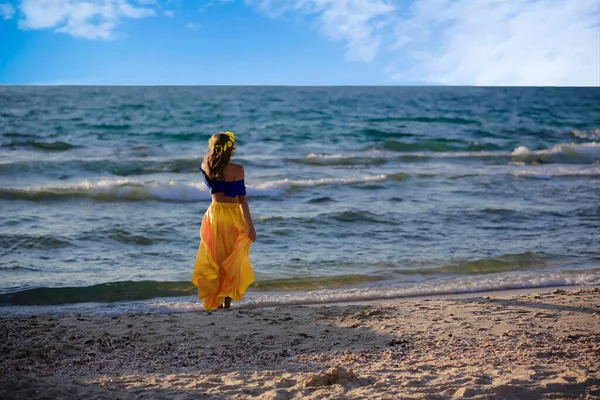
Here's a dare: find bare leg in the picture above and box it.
[223,297,232,309]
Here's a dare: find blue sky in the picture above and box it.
[0,0,599,85]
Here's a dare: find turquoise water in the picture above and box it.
[1,86,599,315]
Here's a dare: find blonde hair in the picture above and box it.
[202,132,235,180]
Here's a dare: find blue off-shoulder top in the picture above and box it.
[200,169,247,197]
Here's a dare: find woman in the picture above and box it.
[191,131,256,310]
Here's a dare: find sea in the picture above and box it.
[0,86,599,316]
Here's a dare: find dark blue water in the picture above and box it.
[0,86,599,315]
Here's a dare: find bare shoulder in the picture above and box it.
[227,163,245,180]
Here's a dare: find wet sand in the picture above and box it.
[1,287,599,399]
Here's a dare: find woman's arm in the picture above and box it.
[236,165,256,242]
[238,196,256,242]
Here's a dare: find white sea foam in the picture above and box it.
[254,175,387,189]
[397,151,512,158]
[1,268,598,316]
[306,153,347,159]
[239,269,600,308]
[511,142,600,164]
[288,153,390,166]
[510,166,600,179]
[0,179,214,202]
[248,175,389,197]
[568,129,600,140]
[60,179,212,201]
[1,174,395,202]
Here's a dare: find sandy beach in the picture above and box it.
[1,287,599,399]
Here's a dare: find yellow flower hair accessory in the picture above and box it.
[208,131,235,153]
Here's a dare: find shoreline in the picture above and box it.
[2,286,599,399]
[281,284,600,309]
[2,283,599,317]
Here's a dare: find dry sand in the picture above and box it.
[1,287,599,399]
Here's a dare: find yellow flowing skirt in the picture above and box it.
[191,202,254,310]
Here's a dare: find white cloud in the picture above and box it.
[388,0,600,86]
[186,22,200,30]
[249,0,600,86]
[247,0,395,62]
[164,9,174,17]
[18,0,156,40]
[0,3,15,19]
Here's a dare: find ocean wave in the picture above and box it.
[377,139,502,153]
[1,140,75,152]
[250,175,389,194]
[509,166,600,179]
[511,142,600,164]
[0,234,73,251]
[1,162,597,203]
[402,252,550,275]
[247,174,401,195]
[2,269,598,315]
[105,158,204,175]
[390,151,513,161]
[0,252,554,305]
[566,129,600,140]
[0,174,399,202]
[98,131,212,142]
[78,227,176,246]
[239,269,600,308]
[363,128,414,139]
[367,116,481,125]
[254,208,401,226]
[307,196,336,203]
[326,211,398,225]
[80,123,131,130]
[287,153,388,166]
[0,179,212,202]
[250,275,383,291]
[0,157,278,177]
[2,132,48,139]
[0,265,40,272]
[0,275,384,306]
